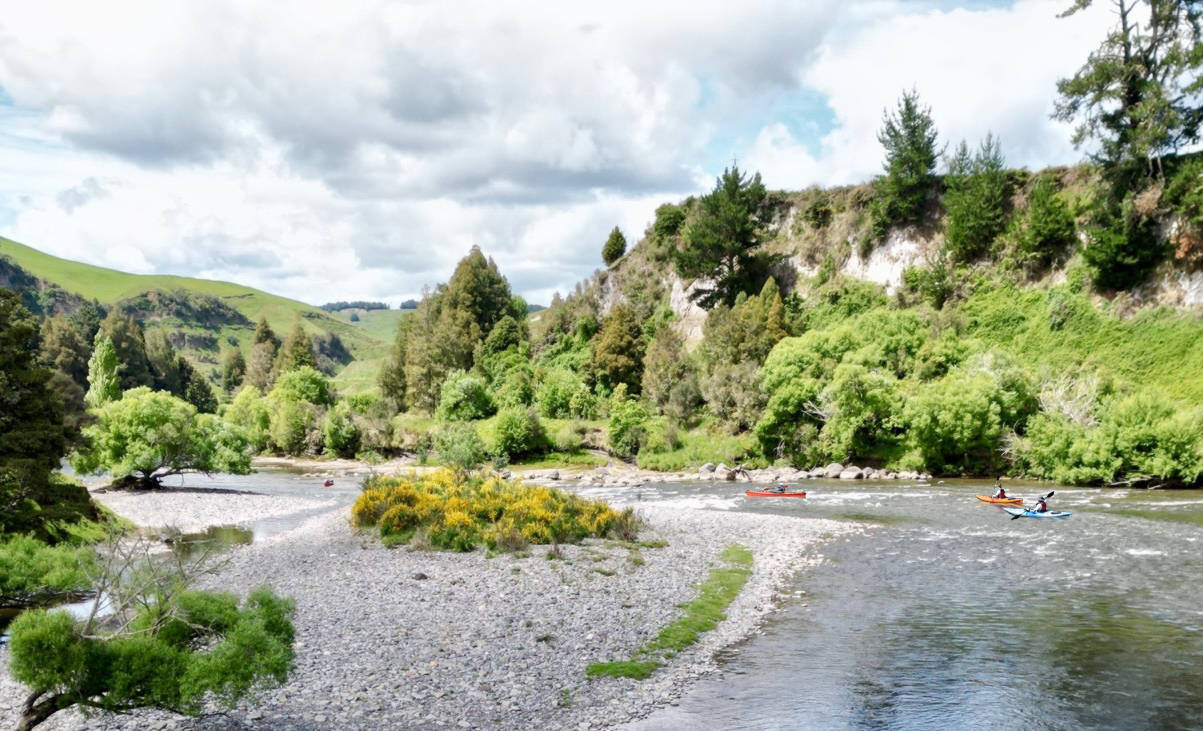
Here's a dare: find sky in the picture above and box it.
[0,0,1113,307]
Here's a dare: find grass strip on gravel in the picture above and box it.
[586,543,753,680]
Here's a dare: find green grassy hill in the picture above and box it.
[0,236,391,385]
[328,308,411,341]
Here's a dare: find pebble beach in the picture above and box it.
[0,482,857,731]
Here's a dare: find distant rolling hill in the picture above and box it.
[328,308,411,341]
[0,237,392,392]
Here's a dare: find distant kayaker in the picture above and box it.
[771,484,787,494]
[1033,496,1049,513]
[992,483,1007,500]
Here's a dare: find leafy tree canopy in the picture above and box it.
[71,387,251,487]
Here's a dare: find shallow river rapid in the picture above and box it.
[598,478,1203,731]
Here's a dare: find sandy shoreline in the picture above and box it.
[0,485,859,731]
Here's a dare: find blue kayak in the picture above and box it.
[1004,507,1072,519]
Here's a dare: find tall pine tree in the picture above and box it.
[85,335,121,408]
[246,317,280,393]
[0,290,75,537]
[943,134,1009,261]
[602,227,627,266]
[99,311,153,390]
[673,165,770,309]
[275,319,317,375]
[874,89,941,232]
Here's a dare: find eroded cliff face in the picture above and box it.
[586,179,1203,346]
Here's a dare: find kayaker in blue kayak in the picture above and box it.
[1032,496,1048,513]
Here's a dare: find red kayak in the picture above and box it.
[745,490,806,498]
[323,480,334,487]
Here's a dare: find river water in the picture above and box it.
[595,478,1203,731]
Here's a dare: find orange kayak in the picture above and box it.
[975,494,1023,505]
[746,490,806,498]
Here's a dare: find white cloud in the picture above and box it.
[745,0,1114,190]
[0,0,1117,305]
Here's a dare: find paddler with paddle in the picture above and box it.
[991,475,1008,501]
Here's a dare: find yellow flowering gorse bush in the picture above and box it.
[351,469,635,551]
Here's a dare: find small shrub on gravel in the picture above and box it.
[352,469,634,552]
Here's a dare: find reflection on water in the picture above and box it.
[618,479,1203,731]
[170,525,254,559]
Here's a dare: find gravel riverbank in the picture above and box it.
[0,490,858,731]
[90,489,337,535]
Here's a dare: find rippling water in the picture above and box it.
[612,479,1203,731]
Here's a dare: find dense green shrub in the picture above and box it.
[323,402,360,458]
[1018,176,1077,270]
[902,251,957,309]
[815,364,904,460]
[269,366,330,406]
[489,408,545,458]
[642,326,697,416]
[492,365,535,409]
[591,303,645,393]
[269,399,317,456]
[701,361,765,431]
[436,370,495,421]
[225,386,271,452]
[1082,196,1166,291]
[0,535,93,605]
[608,397,649,457]
[786,275,887,332]
[536,368,580,419]
[653,203,687,241]
[901,357,1035,474]
[1016,390,1203,486]
[435,423,489,480]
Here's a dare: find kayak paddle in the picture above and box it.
[1011,491,1055,520]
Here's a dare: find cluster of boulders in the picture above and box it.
[695,462,932,482]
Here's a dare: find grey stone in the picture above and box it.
[824,463,844,478]
[838,467,864,480]
[700,462,716,473]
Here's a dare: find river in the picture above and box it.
[588,478,1203,731]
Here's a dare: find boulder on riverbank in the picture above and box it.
[823,463,844,478]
